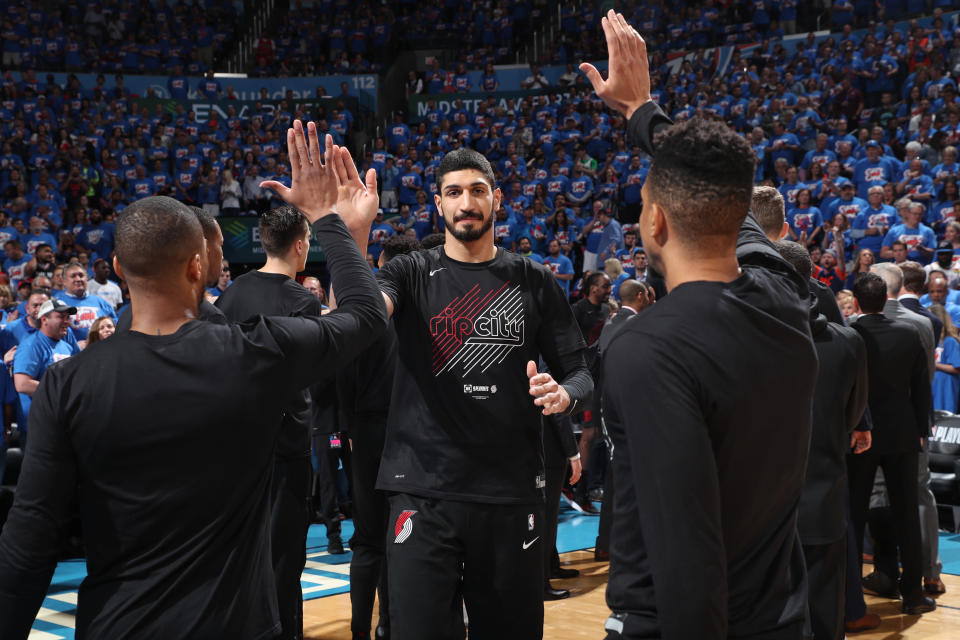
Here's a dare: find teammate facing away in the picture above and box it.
[370,147,593,640]
[215,205,323,640]
[582,11,818,639]
[0,123,389,638]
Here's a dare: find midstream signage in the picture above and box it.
[218,217,326,263]
[408,88,576,123]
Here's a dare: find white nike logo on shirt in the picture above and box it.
[522,537,539,550]
[429,268,446,276]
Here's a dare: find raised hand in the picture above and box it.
[330,146,379,242]
[580,10,650,120]
[260,120,339,224]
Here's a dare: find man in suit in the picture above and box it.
[850,273,935,615]
[899,262,942,344]
[776,241,870,639]
[869,262,944,595]
[594,279,653,560]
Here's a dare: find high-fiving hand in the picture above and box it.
[329,145,380,242]
[527,360,571,416]
[260,120,338,224]
[580,10,651,121]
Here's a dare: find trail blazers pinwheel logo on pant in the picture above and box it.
[394,510,417,544]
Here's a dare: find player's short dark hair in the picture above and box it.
[92,258,109,268]
[752,186,785,239]
[189,205,221,242]
[420,233,445,250]
[116,196,203,279]
[852,272,887,314]
[4,239,21,249]
[618,278,643,304]
[259,205,309,257]
[34,243,53,253]
[773,240,812,279]
[899,261,926,294]
[436,148,496,190]
[381,235,421,262]
[647,117,755,243]
[584,270,607,292]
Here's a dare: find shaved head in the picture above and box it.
[116,196,203,280]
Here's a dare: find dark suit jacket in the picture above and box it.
[900,295,943,345]
[852,314,931,454]
[799,315,868,544]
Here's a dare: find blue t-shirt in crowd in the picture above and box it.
[933,336,960,413]
[543,253,574,298]
[76,222,116,258]
[53,291,118,340]
[882,223,937,263]
[12,331,80,433]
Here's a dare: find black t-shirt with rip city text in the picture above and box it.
[376,246,588,505]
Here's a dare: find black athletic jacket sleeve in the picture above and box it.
[0,214,385,638]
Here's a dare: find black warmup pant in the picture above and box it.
[844,500,867,622]
[802,536,846,640]
[271,456,312,640]
[349,416,390,634]
[868,506,899,578]
[543,462,566,580]
[386,493,544,640]
[596,457,615,554]
[848,450,923,600]
[312,431,341,539]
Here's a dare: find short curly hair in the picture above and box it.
[647,117,756,242]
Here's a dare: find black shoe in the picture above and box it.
[901,595,936,615]
[352,634,370,640]
[374,625,389,640]
[328,536,346,554]
[552,566,580,579]
[577,500,600,515]
[862,571,899,598]
[544,584,570,600]
[594,548,610,562]
[588,487,604,502]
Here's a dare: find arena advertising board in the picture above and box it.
[8,72,378,112]
[218,217,326,264]
[131,96,360,126]
[407,88,578,123]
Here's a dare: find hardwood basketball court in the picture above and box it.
[303,550,960,639]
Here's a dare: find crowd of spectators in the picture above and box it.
[539,1,957,69]
[370,9,960,305]
[3,6,960,316]
[1,0,240,75]
[249,0,544,77]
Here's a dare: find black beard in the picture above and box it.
[443,203,495,242]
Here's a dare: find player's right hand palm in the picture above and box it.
[332,147,379,236]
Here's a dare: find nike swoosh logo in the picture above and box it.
[522,537,539,550]
[429,268,446,276]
